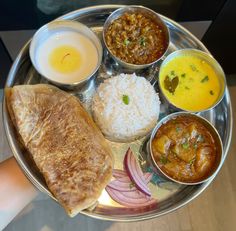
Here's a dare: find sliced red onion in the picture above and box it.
[106,186,150,203]
[106,186,157,208]
[124,148,151,196]
[119,189,150,200]
[112,169,127,178]
[108,179,136,192]
[115,176,131,183]
[113,169,152,184]
[112,172,153,185]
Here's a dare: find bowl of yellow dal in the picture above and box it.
[158,49,226,112]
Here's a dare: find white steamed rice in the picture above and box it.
[92,73,160,142]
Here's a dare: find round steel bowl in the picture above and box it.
[30,20,103,89]
[103,5,170,70]
[158,49,226,113]
[149,112,223,185]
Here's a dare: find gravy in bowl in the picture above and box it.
[151,114,222,184]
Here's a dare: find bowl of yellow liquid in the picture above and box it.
[30,20,102,88]
[158,49,226,112]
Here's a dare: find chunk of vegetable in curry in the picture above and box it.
[151,115,219,183]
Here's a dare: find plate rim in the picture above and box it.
[2,4,233,222]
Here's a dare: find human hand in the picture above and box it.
[0,157,38,230]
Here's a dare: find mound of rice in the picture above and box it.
[92,73,160,142]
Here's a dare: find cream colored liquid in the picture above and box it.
[36,31,98,84]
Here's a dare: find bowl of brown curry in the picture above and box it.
[150,112,223,185]
[103,6,169,70]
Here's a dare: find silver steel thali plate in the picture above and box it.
[3,5,233,221]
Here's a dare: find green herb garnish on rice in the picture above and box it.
[122,95,130,105]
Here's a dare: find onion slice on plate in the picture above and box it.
[112,169,127,178]
[107,149,155,208]
[114,175,131,183]
[106,186,157,208]
[108,172,153,190]
[108,179,137,192]
[112,171,153,184]
[124,148,151,196]
[119,189,150,200]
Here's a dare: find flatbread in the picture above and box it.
[5,84,113,217]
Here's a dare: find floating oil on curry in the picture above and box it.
[159,54,221,111]
[151,115,221,183]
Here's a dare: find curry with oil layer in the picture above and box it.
[105,12,168,65]
[151,115,221,183]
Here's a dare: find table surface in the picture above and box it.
[0,27,236,231]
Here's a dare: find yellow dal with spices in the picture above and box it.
[159,55,221,111]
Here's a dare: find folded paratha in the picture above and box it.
[5,84,113,217]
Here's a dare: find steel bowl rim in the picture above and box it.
[157,48,226,113]
[29,19,103,87]
[102,5,170,69]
